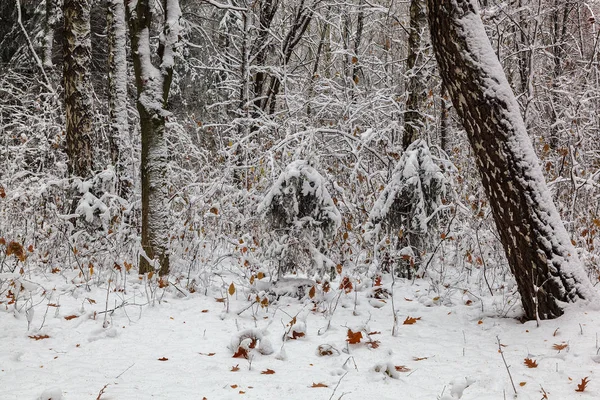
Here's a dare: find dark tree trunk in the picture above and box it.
[403,0,428,150]
[64,0,94,178]
[426,0,595,320]
[127,0,181,276]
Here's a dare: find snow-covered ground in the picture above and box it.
[1,270,599,400]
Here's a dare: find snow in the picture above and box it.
[2,269,600,399]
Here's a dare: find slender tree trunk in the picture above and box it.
[402,0,428,149]
[107,0,131,196]
[127,0,181,275]
[64,0,94,178]
[43,0,60,69]
[427,0,596,320]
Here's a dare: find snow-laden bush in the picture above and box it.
[366,140,451,278]
[259,160,341,278]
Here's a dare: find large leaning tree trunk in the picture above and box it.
[64,0,94,178]
[127,0,181,276]
[426,0,596,320]
[107,0,131,197]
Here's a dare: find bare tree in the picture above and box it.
[126,0,181,275]
[64,0,94,177]
[426,0,596,319]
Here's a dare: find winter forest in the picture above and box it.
[2,0,600,398]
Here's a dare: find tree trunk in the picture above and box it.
[403,0,428,149]
[107,0,131,197]
[426,0,596,320]
[64,0,94,178]
[43,0,60,69]
[127,0,181,276]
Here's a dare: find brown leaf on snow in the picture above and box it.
[158,357,168,361]
[199,352,216,356]
[291,330,305,339]
[413,356,428,361]
[64,315,79,320]
[403,316,421,325]
[311,383,328,388]
[231,365,240,372]
[395,365,411,372]
[232,346,249,359]
[261,369,275,375]
[346,329,363,344]
[524,358,538,368]
[553,343,568,351]
[576,377,590,392]
[29,334,50,340]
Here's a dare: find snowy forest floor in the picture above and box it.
[1,267,599,400]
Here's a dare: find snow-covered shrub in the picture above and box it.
[259,160,341,278]
[366,140,451,278]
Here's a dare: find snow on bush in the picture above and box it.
[366,140,451,278]
[258,160,341,278]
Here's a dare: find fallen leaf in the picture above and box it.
[199,352,216,356]
[261,369,275,375]
[201,309,209,313]
[228,283,236,296]
[346,329,363,344]
[29,334,50,340]
[231,385,238,389]
[291,331,305,339]
[309,286,316,299]
[232,347,248,359]
[413,356,428,361]
[395,365,411,372]
[158,357,168,361]
[311,383,328,388]
[519,382,527,387]
[403,316,421,325]
[231,365,240,372]
[553,343,568,351]
[524,358,538,368]
[64,315,78,321]
[215,297,226,303]
[576,377,590,392]
[366,340,380,349]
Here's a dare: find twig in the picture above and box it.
[96,383,109,400]
[328,371,348,400]
[115,363,135,379]
[497,336,517,396]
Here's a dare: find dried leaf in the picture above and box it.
[0,185,5,198]
[291,331,305,340]
[231,365,240,372]
[366,340,380,349]
[201,309,209,313]
[158,357,168,361]
[553,343,568,351]
[309,286,316,299]
[346,329,363,344]
[64,315,79,321]
[395,366,411,372]
[576,377,590,392]
[228,283,236,296]
[311,383,328,388]
[403,316,421,325]
[261,369,275,375]
[413,356,428,361]
[232,346,248,359]
[519,382,527,387]
[257,272,265,280]
[29,334,50,340]
[199,352,216,356]
[339,276,353,293]
[524,358,538,368]
[215,297,226,303]
[209,207,219,215]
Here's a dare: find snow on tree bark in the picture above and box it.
[403,0,428,150]
[64,0,94,178]
[127,0,181,275]
[43,0,61,69]
[426,0,596,319]
[107,0,131,196]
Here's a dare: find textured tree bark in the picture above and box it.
[427,0,595,319]
[402,0,428,150]
[107,0,131,197]
[43,0,61,69]
[64,0,94,178]
[127,0,181,275]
